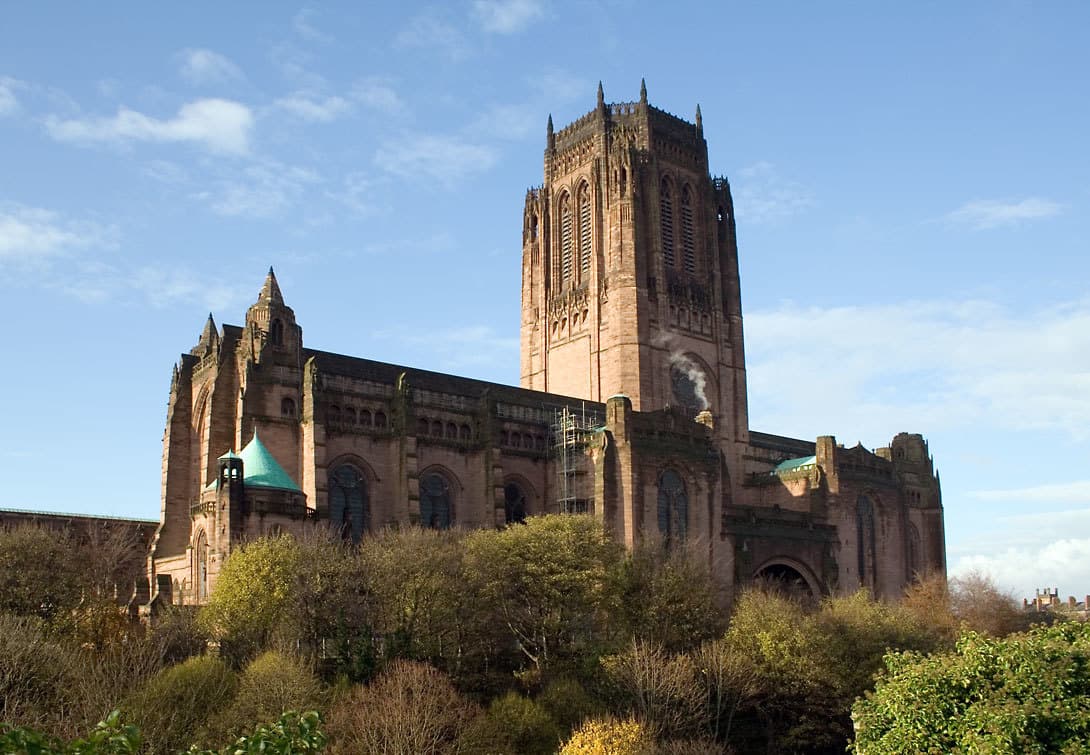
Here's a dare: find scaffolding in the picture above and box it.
[552,405,599,514]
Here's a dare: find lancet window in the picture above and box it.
[578,184,592,281]
[661,180,675,267]
[657,469,688,543]
[559,193,573,286]
[329,464,368,543]
[681,186,696,274]
[420,472,453,529]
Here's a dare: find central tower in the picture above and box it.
[520,82,749,446]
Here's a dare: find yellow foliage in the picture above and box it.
[560,717,653,755]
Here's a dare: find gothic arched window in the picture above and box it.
[270,319,284,346]
[281,397,296,417]
[657,469,688,543]
[857,495,876,586]
[195,530,209,600]
[681,185,696,274]
[559,193,573,286]
[329,464,368,543]
[578,183,592,282]
[660,180,675,268]
[420,472,453,529]
[504,482,527,525]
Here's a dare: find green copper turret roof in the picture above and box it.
[238,432,301,492]
[774,455,817,474]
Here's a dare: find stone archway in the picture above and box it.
[752,557,822,603]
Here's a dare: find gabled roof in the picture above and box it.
[774,455,817,474]
[238,432,301,492]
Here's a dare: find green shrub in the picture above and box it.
[0,613,79,737]
[210,651,324,740]
[457,692,561,755]
[537,677,601,735]
[124,655,238,755]
[559,717,653,755]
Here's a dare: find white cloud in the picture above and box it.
[746,298,1090,443]
[970,481,1090,504]
[59,262,249,311]
[472,0,545,33]
[733,161,814,223]
[395,14,471,61]
[195,160,322,218]
[0,77,20,116]
[178,49,244,85]
[352,77,405,114]
[945,197,1063,230]
[275,91,351,122]
[374,134,498,186]
[950,538,1090,600]
[0,204,113,261]
[46,98,254,155]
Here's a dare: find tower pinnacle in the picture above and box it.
[597,81,605,109]
[639,78,647,104]
[259,267,284,305]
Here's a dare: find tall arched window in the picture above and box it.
[270,319,284,346]
[681,185,696,274]
[504,481,527,524]
[657,470,688,543]
[329,465,369,543]
[660,180,675,268]
[420,472,452,529]
[559,193,573,286]
[578,183,592,282]
[281,397,296,417]
[195,529,209,600]
[857,495,876,587]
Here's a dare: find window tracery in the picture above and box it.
[420,472,452,529]
[657,470,688,542]
[681,185,696,274]
[578,184,592,281]
[660,180,675,268]
[329,464,369,543]
[559,193,573,286]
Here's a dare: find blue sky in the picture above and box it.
[1,1,1088,599]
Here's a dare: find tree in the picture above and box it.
[198,535,302,660]
[610,543,723,652]
[852,621,1090,753]
[123,655,238,755]
[210,651,324,741]
[559,717,653,755]
[463,515,623,677]
[0,525,83,623]
[325,660,477,755]
[601,639,708,741]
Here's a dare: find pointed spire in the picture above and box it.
[695,103,703,134]
[597,80,605,107]
[259,266,284,305]
[198,313,219,352]
[546,113,555,150]
[547,113,553,135]
[639,78,647,105]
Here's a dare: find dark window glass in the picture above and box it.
[330,465,368,543]
[504,482,527,524]
[420,472,452,529]
[657,470,688,542]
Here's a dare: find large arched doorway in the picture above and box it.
[753,559,821,603]
[329,464,369,543]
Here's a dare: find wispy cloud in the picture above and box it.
[374,133,498,186]
[746,298,1090,443]
[194,160,322,218]
[970,481,1090,504]
[46,98,254,155]
[0,204,115,262]
[395,13,471,61]
[293,7,333,44]
[375,323,519,374]
[59,261,249,312]
[472,103,538,140]
[944,197,1063,230]
[733,161,814,224]
[472,0,545,33]
[274,91,351,122]
[352,77,405,114]
[0,76,21,116]
[178,49,245,85]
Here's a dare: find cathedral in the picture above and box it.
[147,83,945,608]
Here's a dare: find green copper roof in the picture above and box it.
[218,450,240,461]
[774,455,817,474]
[238,433,301,492]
